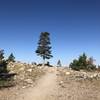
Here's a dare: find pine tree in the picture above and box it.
[7,53,15,63]
[78,53,87,69]
[36,32,53,66]
[57,60,62,67]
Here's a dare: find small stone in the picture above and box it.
[25,79,33,84]
[27,69,32,72]
[93,73,98,77]
[60,81,63,84]
[90,75,93,78]
[22,86,26,89]
[65,72,70,75]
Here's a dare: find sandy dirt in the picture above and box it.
[0,67,100,100]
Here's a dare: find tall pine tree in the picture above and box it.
[36,32,53,66]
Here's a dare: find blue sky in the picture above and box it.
[0,0,100,65]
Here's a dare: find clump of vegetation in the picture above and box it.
[69,53,96,71]
[37,62,53,67]
[45,61,53,67]
[0,49,16,88]
[0,49,8,73]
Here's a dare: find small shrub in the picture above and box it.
[46,62,53,67]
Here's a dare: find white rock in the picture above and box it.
[60,81,64,84]
[90,75,94,78]
[25,79,33,84]
[22,86,26,89]
[93,73,98,77]
[65,72,70,75]
[27,69,32,72]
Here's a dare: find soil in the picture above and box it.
[0,67,100,100]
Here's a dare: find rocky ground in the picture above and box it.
[0,62,46,100]
[57,68,100,100]
[0,63,100,100]
[7,62,45,87]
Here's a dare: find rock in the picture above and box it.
[6,61,45,88]
[65,72,70,75]
[97,73,100,78]
[27,69,32,72]
[25,79,33,84]
[19,67,25,71]
[22,86,26,89]
[60,81,64,84]
[60,68,100,80]
[90,75,94,78]
[9,70,15,73]
[93,73,98,77]
[83,74,87,79]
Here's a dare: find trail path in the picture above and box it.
[15,68,58,100]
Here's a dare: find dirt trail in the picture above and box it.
[15,68,58,100]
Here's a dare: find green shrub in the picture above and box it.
[69,53,96,71]
[0,49,15,88]
[0,61,8,73]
